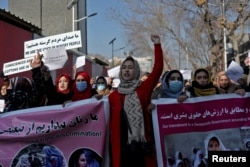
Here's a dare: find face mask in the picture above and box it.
[97,84,105,91]
[76,81,88,92]
[169,80,183,93]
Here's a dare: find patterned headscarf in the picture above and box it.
[118,56,145,144]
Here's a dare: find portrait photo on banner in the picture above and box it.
[152,93,250,167]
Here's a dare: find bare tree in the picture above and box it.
[109,0,250,78]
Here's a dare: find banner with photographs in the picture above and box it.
[0,98,109,167]
[152,93,250,167]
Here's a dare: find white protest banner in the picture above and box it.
[3,57,33,76]
[43,47,68,71]
[24,30,82,58]
[108,66,120,78]
[225,61,244,83]
[180,70,192,80]
[75,55,86,68]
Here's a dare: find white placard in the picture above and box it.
[0,99,4,112]
[75,56,86,68]
[225,61,244,83]
[24,31,82,58]
[3,57,33,76]
[112,78,120,88]
[43,47,68,71]
[180,70,192,80]
[108,66,120,78]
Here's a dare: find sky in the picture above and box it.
[0,0,127,59]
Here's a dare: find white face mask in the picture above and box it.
[97,84,105,91]
[169,80,183,93]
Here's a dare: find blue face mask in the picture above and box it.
[169,80,183,93]
[76,81,88,92]
[97,84,105,91]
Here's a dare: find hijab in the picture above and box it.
[215,71,237,94]
[55,74,72,94]
[72,71,92,101]
[4,77,35,112]
[204,133,226,159]
[117,56,145,143]
[189,68,219,97]
[162,70,184,98]
[95,76,110,96]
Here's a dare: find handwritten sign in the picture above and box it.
[43,47,68,71]
[24,31,82,58]
[3,57,33,76]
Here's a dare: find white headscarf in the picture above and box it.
[204,133,226,158]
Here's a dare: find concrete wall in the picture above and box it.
[9,0,72,36]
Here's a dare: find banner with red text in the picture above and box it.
[152,93,250,167]
[0,98,109,167]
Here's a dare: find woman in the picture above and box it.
[72,71,97,101]
[30,53,73,105]
[15,154,30,167]
[193,150,206,167]
[94,76,111,96]
[0,84,7,100]
[203,133,226,165]
[42,145,65,167]
[3,76,39,112]
[45,73,74,105]
[188,68,220,97]
[152,70,187,102]
[70,148,100,167]
[214,71,245,96]
[108,35,163,167]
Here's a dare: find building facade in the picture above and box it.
[7,0,108,80]
[0,8,41,83]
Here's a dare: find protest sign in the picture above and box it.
[0,100,4,112]
[108,66,120,78]
[0,98,110,167]
[24,31,82,58]
[43,47,68,71]
[152,93,250,167]
[3,57,33,76]
[225,61,244,83]
[180,70,192,80]
[75,55,86,68]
